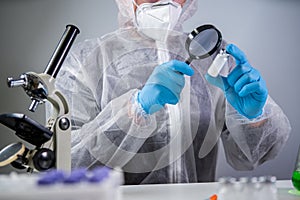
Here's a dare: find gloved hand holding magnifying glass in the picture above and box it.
[138,60,194,114]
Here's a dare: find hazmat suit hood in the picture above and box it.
[115,0,198,30]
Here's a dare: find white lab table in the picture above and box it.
[121,180,300,200]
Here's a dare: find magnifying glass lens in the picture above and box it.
[189,28,220,58]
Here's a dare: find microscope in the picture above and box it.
[0,25,80,173]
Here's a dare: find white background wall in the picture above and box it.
[0,0,299,180]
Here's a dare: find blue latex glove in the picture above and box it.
[205,44,268,119]
[138,60,194,114]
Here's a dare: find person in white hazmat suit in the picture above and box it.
[49,0,291,184]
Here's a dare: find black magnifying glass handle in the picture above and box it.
[185,57,193,65]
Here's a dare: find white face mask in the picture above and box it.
[133,0,182,42]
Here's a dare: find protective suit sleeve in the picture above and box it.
[221,93,291,170]
[51,40,157,170]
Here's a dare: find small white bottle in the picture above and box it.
[217,177,236,200]
[258,176,278,200]
[237,177,250,200]
[207,49,229,77]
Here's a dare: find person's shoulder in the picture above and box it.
[71,37,101,56]
[67,37,105,65]
[69,28,138,61]
[71,29,127,55]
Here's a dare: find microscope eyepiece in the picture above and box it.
[44,25,80,78]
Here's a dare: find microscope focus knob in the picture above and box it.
[59,117,70,130]
[32,148,55,171]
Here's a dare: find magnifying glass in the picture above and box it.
[185,24,229,77]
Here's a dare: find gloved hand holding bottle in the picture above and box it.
[138,60,194,114]
[205,44,268,119]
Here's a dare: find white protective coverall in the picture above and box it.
[49,0,291,184]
